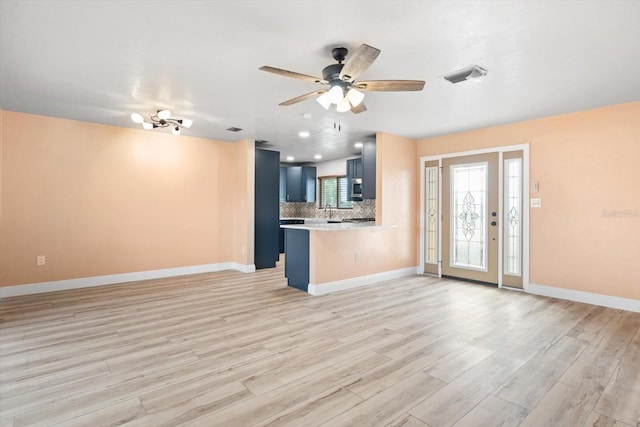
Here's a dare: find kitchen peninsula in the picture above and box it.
[281,221,397,294]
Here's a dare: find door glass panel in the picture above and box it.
[450,163,487,271]
[504,158,522,276]
[426,166,438,264]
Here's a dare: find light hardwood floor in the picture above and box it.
[1,259,639,427]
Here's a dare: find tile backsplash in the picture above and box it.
[280,199,376,220]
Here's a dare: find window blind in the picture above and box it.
[318,176,353,209]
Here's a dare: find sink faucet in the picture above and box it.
[325,204,333,219]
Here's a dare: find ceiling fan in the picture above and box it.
[259,44,425,114]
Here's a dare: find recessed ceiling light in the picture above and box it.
[303,113,312,119]
[314,154,322,160]
[286,156,295,162]
[354,142,363,148]
[299,131,310,138]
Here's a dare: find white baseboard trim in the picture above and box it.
[307,267,418,296]
[0,262,256,299]
[527,282,640,313]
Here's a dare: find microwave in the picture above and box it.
[351,178,363,198]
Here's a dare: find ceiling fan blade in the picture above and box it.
[279,90,327,106]
[354,80,425,91]
[259,66,326,84]
[339,44,381,81]
[350,101,367,114]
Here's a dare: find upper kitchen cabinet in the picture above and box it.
[279,167,287,202]
[362,140,376,200]
[346,157,363,201]
[347,140,376,201]
[283,166,316,202]
[303,166,316,202]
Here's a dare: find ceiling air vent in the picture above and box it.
[226,126,243,132]
[443,65,488,84]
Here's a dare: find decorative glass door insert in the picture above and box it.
[423,162,439,275]
[450,162,488,271]
[441,152,498,284]
[504,158,522,275]
[502,150,524,288]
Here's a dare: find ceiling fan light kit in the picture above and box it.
[260,43,425,114]
[336,97,351,113]
[130,110,193,135]
[327,84,345,104]
[316,92,332,109]
[346,88,364,107]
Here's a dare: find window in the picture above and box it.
[318,176,353,209]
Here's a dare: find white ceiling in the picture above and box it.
[1,0,639,163]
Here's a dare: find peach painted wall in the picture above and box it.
[0,110,252,287]
[417,102,640,300]
[310,132,418,284]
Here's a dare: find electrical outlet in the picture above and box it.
[37,255,46,266]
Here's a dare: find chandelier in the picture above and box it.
[130,110,193,135]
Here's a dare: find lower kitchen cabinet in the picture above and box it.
[279,219,304,253]
[284,228,309,292]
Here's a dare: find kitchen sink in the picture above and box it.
[342,218,375,223]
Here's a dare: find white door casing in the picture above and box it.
[418,144,529,289]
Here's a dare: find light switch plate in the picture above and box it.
[530,198,542,208]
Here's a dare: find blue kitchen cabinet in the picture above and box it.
[283,166,316,202]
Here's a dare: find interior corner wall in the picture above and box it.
[417,102,640,301]
[0,110,244,288]
[375,131,418,269]
[231,138,254,266]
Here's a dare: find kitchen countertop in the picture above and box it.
[280,217,376,223]
[280,222,394,231]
